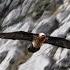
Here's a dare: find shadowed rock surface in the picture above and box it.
[0,0,70,70]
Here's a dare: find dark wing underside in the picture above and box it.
[0,31,38,41]
[45,36,70,49]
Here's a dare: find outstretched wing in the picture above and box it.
[0,31,38,41]
[45,36,70,49]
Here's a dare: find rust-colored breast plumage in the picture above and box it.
[32,33,46,48]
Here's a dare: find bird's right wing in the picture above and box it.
[0,31,38,41]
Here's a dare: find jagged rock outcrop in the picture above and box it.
[0,0,70,70]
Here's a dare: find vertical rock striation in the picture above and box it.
[0,0,70,70]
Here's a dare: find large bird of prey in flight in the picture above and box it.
[0,31,70,52]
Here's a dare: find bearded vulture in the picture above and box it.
[0,31,70,52]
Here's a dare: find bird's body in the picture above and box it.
[0,31,70,52]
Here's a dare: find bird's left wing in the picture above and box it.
[0,31,38,41]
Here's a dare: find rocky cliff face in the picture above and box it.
[0,0,70,70]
